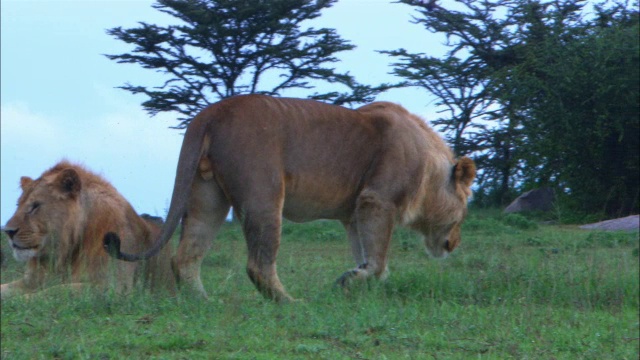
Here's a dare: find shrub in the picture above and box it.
[502,213,539,230]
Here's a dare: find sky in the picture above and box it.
[1,0,448,225]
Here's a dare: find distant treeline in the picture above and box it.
[106,0,639,217]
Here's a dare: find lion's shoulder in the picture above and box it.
[357,101,409,114]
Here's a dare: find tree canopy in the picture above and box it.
[387,0,639,216]
[106,0,389,129]
[105,0,639,217]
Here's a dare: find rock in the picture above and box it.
[140,213,164,225]
[504,187,555,213]
[579,215,639,232]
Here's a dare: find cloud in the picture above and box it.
[0,99,183,224]
[1,102,65,157]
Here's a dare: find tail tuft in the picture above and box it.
[103,232,123,259]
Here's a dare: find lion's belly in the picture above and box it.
[282,201,350,222]
[281,175,357,222]
[282,199,349,222]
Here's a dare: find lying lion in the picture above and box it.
[1,161,175,299]
[105,95,476,302]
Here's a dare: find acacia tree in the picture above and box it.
[509,2,640,215]
[387,0,639,215]
[106,0,388,129]
[385,0,528,205]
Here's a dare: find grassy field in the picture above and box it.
[1,210,638,359]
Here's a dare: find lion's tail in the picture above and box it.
[104,112,209,261]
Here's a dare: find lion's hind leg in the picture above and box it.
[173,178,230,299]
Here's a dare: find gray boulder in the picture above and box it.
[140,213,164,225]
[579,215,639,232]
[504,187,555,213]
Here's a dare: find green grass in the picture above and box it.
[2,210,639,359]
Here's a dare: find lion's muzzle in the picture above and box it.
[4,227,18,240]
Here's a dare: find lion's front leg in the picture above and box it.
[1,280,31,300]
[1,259,47,300]
[243,212,294,303]
[342,220,366,265]
[336,191,394,288]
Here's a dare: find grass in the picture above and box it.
[1,210,638,359]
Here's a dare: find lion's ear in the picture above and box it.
[453,156,476,188]
[55,168,82,196]
[20,176,34,190]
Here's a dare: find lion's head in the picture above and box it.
[414,156,476,258]
[413,157,476,258]
[4,164,85,262]
[389,110,476,259]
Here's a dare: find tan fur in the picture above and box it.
[108,95,475,302]
[1,161,175,299]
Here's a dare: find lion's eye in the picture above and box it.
[27,202,41,214]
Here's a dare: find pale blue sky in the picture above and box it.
[1,0,446,224]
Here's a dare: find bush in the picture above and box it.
[502,213,539,230]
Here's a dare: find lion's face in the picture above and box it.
[4,169,81,262]
[417,156,475,258]
[421,221,463,258]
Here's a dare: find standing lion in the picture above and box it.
[105,95,475,302]
[1,161,175,299]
